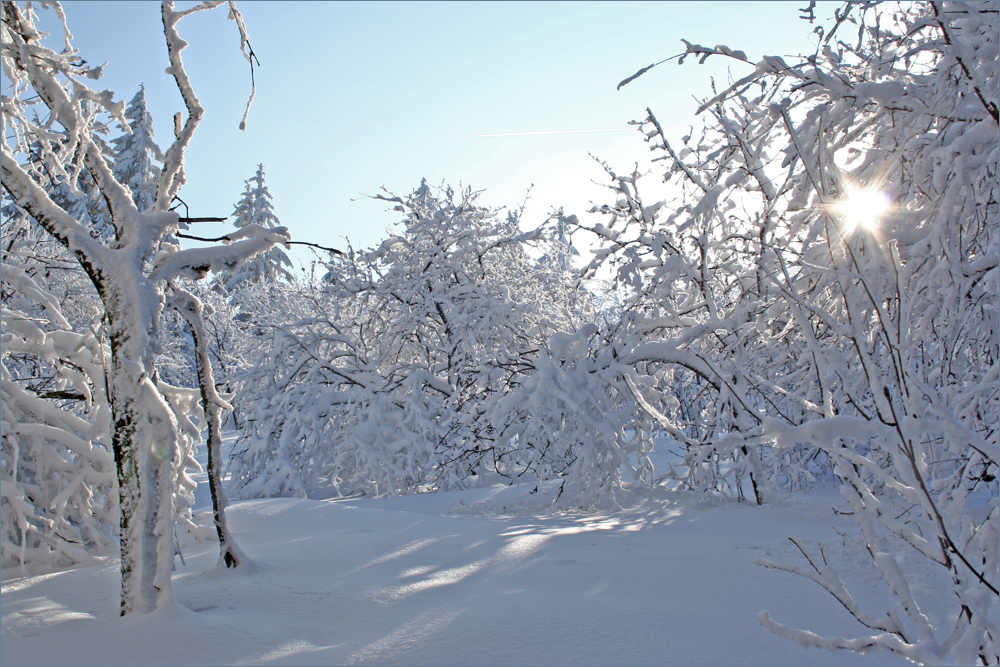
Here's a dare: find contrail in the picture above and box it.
[466,128,633,138]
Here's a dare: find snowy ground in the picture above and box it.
[3,440,949,666]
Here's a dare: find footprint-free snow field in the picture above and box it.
[3,481,941,666]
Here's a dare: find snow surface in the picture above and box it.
[2,438,943,666]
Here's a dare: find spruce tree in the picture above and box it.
[110,85,164,214]
[220,163,294,291]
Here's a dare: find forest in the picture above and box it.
[2,1,997,665]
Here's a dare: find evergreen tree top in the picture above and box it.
[111,85,164,163]
[218,163,293,291]
[111,84,164,213]
[232,163,281,230]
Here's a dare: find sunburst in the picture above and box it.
[834,184,892,234]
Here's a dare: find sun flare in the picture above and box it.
[836,185,892,233]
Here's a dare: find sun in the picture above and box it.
[835,185,892,233]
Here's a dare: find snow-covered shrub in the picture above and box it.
[489,323,656,507]
[228,182,596,500]
[1,257,117,568]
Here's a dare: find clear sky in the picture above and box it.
[39,1,834,268]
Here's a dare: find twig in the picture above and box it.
[174,231,343,256]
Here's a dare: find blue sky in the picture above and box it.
[42,1,834,266]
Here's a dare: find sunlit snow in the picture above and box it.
[0,437,940,667]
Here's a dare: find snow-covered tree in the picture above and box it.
[538,209,581,273]
[227,181,601,501]
[583,1,997,662]
[217,163,293,291]
[111,85,164,215]
[1,115,206,570]
[109,86,199,388]
[2,0,285,614]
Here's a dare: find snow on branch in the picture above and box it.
[226,1,258,130]
[617,40,749,91]
[157,0,254,208]
[150,224,291,282]
[0,153,110,264]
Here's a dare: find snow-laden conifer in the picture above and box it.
[111,86,164,215]
[218,164,293,291]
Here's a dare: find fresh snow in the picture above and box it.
[1,438,939,667]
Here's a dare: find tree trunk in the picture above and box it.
[106,295,176,615]
[171,288,246,568]
[194,328,244,568]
